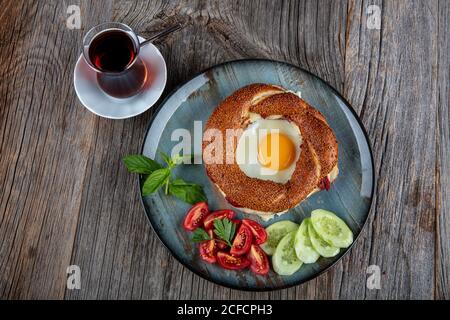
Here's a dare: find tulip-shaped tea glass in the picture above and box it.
[83,22,148,98]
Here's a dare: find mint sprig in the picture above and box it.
[123,152,206,204]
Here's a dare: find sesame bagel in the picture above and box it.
[202,84,338,215]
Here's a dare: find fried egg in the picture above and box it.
[235,115,302,183]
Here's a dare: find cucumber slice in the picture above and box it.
[294,218,320,263]
[308,222,340,258]
[272,231,303,276]
[260,221,299,255]
[311,209,353,248]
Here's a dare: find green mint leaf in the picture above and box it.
[158,151,173,167]
[191,228,211,243]
[171,154,184,165]
[142,168,171,196]
[171,154,195,165]
[123,155,162,174]
[168,178,207,204]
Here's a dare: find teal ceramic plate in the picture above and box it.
[140,59,375,291]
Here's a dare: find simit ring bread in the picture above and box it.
[202,84,338,216]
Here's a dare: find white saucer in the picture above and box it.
[74,36,167,119]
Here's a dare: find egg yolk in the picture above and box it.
[258,132,295,170]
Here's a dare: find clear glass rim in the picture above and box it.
[82,22,141,75]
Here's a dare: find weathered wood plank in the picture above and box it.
[343,0,439,299]
[436,0,450,300]
[0,0,112,298]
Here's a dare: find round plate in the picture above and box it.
[74,36,167,119]
[140,59,375,291]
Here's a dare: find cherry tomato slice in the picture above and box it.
[210,229,227,250]
[183,202,209,231]
[242,219,267,245]
[230,224,252,256]
[199,230,217,264]
[216,251,250,270]
[212,228,228,250]
[203,209,235,230]
[318,176,331,190]
[216,241,228,250]
[232,219,241,227]
[247,244,269,275]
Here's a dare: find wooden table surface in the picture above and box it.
[0,0,448,300]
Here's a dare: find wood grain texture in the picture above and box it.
[0,0,448,299]
[436,0,450,300]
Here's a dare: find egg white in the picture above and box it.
[235,116,302,184]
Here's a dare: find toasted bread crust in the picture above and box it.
[203,84,338,214]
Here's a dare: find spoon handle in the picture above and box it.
[140,22,183,47]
